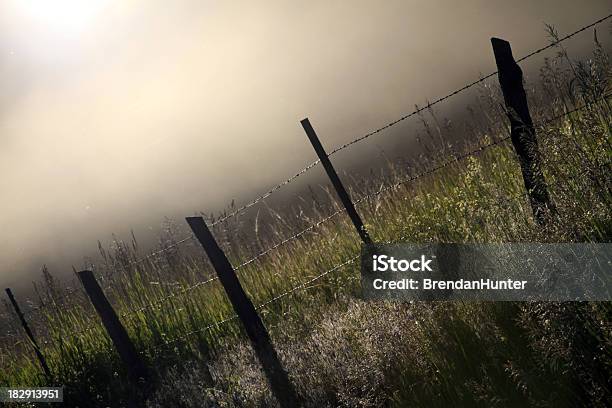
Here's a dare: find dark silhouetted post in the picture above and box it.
[301,118,374,245]
[77,270,148,383]
[491,38,555,224]
[5,288,52,381]
[186,216,300,407]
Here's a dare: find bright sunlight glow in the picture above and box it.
[14,0,110,34]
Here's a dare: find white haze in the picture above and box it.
[0,0,610,290]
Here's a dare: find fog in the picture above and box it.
[1,0,610,291]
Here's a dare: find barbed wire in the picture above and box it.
[146,183,538,351]
[7,174,533,356]
[328,13,612,156]
[119,208,348,319]
[11,15,609,341]
[118,94,609,319]
[17,268,110,318]
[54,91,608,356]
[120,134,508,319]
[147,158,601,354]
[209,12,612,218]
[38,97,608,351]
[515,13,612,64]
[2,14,608,371]
[359,92,612,202]
[107,13,612,271]
[539,93,612,128]
[126,236,194,267]
[16,246,194,319]
[148,255,359,353]
[120,276,218,318]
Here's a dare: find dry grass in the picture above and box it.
[1,33,611,407]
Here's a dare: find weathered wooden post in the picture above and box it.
[301,118,374,245]
[491,37,556,224]
[77,270,148,383]
[5,288,52,381]
[186,216,300,407]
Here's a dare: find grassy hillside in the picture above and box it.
[1,36,611,407]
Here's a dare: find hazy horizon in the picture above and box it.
[1,0,610,292]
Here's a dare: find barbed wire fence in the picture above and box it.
[2,12,611,394]
[6,25,611,346]
[54,10,610,280]
[10,12,611,320]
[137,94,611,355]
[110,92,609,322]
[6,88,600,362]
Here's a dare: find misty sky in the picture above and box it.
[1,0,610,290]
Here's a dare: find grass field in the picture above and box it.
[1,35,611,407]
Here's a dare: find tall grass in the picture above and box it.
[1,33,611,407]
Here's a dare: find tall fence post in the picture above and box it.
[300,118,374,245]
[77,270,148,384]
[491,37,556,224]
[5,288,52,382]
[185,216,300,408]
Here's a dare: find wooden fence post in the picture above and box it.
[301,118,374,245]
[77,270,148,384]
[185,216,300,407]
[5,288,52,381]
[491,37,556,224]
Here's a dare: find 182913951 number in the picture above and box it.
[0,387,63,402]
